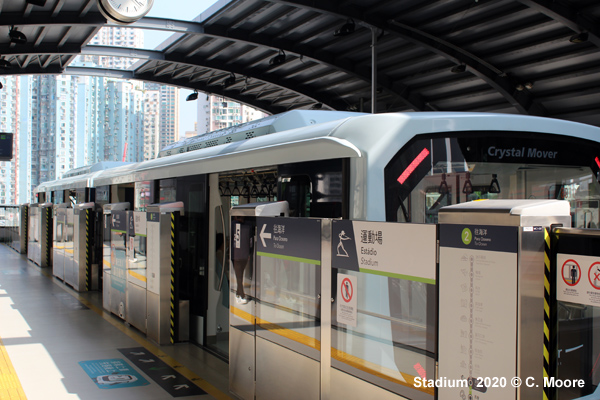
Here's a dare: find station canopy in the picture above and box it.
[0,0,599,127]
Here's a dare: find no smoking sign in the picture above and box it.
[341,277,353,302]
[337,273,357,327]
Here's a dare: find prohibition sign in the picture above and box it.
[561,259,581,286]
[341,277,353,303]
[589,262,600,290]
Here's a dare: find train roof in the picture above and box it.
[35,111,600,193]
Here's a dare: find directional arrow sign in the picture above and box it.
[119,347,205,397]
[260,223,272,247]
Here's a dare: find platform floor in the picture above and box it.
[0,244,232,400]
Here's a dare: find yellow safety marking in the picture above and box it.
[127,270,147,282]
[44,281,232,400]
[544,275,550,299]
[0,337,27,399]
[543,344,549,363]
[231,306,320,350]
[230,306,432,395]
[331,348,434,396]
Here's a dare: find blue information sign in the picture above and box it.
[79,358,150,389]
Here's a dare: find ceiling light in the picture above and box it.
[451,64,466,73]
[9,27,27,45]
[223,73,236,88]
[334,19,355,37]
[269,50,286,66]
[524,82,534,90]
[186,90,198,101]
[569,32,588,44]
[0,59,12,70]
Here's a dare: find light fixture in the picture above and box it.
[569,32,588,44]
[9,27,27,45]
[0,59,12,70]
[223,73,236,88]
[334,19,355,37]
[186,90,198,101]
[270,50,286,66]
[25,0,47,6]
[524,81,534,90]
[451,64,466,73]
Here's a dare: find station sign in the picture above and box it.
[331,219,436,284]
[256,217,321,265]
[438,223,519,399]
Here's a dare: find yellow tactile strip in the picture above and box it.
[0,337,26,400]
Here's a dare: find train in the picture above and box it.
[30,110,600,399]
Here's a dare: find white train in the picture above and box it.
[34,110,600,399]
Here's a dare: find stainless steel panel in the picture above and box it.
[103,271,111,312]
[52,208,65,280]
[256,336,320,400]
[110,277,126,319]
[229,328,255,400]
[320,219,332,400]
[72,208,89,291]
[64,209,75,287]
[330,368,409,400]
[147,291,167,344]
[518,229,545,400]
[146,215,173,345]
[126,281,147,334]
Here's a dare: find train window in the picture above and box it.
[280,175,311,217]
[159,179,176,203]
[385,132,600,227]
[134,181,152,211]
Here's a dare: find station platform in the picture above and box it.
[0,244,232,400]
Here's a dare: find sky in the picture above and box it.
[142,0,221,139]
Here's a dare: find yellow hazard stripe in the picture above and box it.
[0,337,27,399]
[169,213,176,344]
[230,306,433,395]
[543,227,551,400]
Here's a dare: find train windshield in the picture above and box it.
[385,132,600,227]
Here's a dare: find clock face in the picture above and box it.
[98,0,154,24]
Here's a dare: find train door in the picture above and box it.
[207,173,231,358]
[171,176,208,345]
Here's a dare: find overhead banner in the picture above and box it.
[331,220,436,284]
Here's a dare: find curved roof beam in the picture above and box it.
[126,17,425,111]
[516,0,600,48]
[266,0,545,116]
[2,13,423,111]
[64,66,305,115]
[78,45,344,110]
